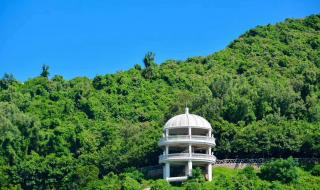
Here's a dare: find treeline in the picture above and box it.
[0,15,320,189]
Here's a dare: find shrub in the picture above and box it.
[311,164,320,176]
[239,166,257,179]
[188,167,205,183]
[184,181,202,190]
[121,176,141,190]
[150,179,172,190]
[259,157,299,183]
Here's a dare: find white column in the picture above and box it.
[165,129,169,139]
[207,164,212,181]
[185,164,189,176]
[189,145,192,157]
[188,127,192,139]
[165,146,169,155]
[208,129,212,137]
[165,163,170,179]
[208,147,211,155]
[187,161,193,176]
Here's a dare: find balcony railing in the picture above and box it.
[159,135,215,146]
[159,153,216,163]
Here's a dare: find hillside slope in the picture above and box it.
[0,14,320,189]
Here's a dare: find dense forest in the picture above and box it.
[1,15,320,189]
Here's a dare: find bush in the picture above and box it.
[239,166,257,179]
[150,179,172,190]
[311,164,320,176]
[188,167,205,183]
[121,176,141,190]
[122,168,144,183]
[259,157,299,183]
[184,181,202,190]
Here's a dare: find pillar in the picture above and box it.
[165,129,169,139]
[185,164,189,176]
[208,129,212,137]
[187,161,193,176]
[165,146,169,155]
[207,164,212,181]
[165,163,170,180]
[208,147,211,155]
[189,145,192,156]
[188,127,192,139]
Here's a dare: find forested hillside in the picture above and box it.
[1,15,320,189]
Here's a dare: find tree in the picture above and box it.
[142,52,157,79]
[40,64,50,78]
[143,52,156,68]
[0,73,16,89]
[74,165,99,187]
[301,132,320,157]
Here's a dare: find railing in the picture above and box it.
[159,135,215,145]
[215,158,320,165]
[165,135,215,140]
[214,158,320,169]
[215,158,266,165]
[159,153,216,162]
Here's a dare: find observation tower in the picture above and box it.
[159,107,216,182]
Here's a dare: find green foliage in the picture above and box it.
[183,167,205,190]
[150,179,172,190]
[74,165,99,187]
[0,73,17,90]
[311,164,320,176]
[188,167,205,183]
[260,157,299,183]
[143,52,158,79]
[122,168,145,182]
[85,172,121,190]
[184,181,202,190]
[121,176,141,190]
[40,64,50,78]
[239,166,257,179]
[144,52,156,68]
[203,166,320,190]
[0,14,320,189]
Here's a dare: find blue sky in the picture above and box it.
[0,0,319,81]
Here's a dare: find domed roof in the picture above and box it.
[164,108,212,129]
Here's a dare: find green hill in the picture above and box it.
[0,14,320,189]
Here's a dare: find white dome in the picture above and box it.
[164,108,212,129]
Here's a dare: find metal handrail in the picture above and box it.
[215,158,320,165]
[162,135,215,141]
[159,153,216,161]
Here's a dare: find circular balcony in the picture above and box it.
[159,153,216,163]
[158,135,216,147]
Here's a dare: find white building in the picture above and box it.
[159,107,216,182]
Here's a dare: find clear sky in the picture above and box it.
[0,0,319,81]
